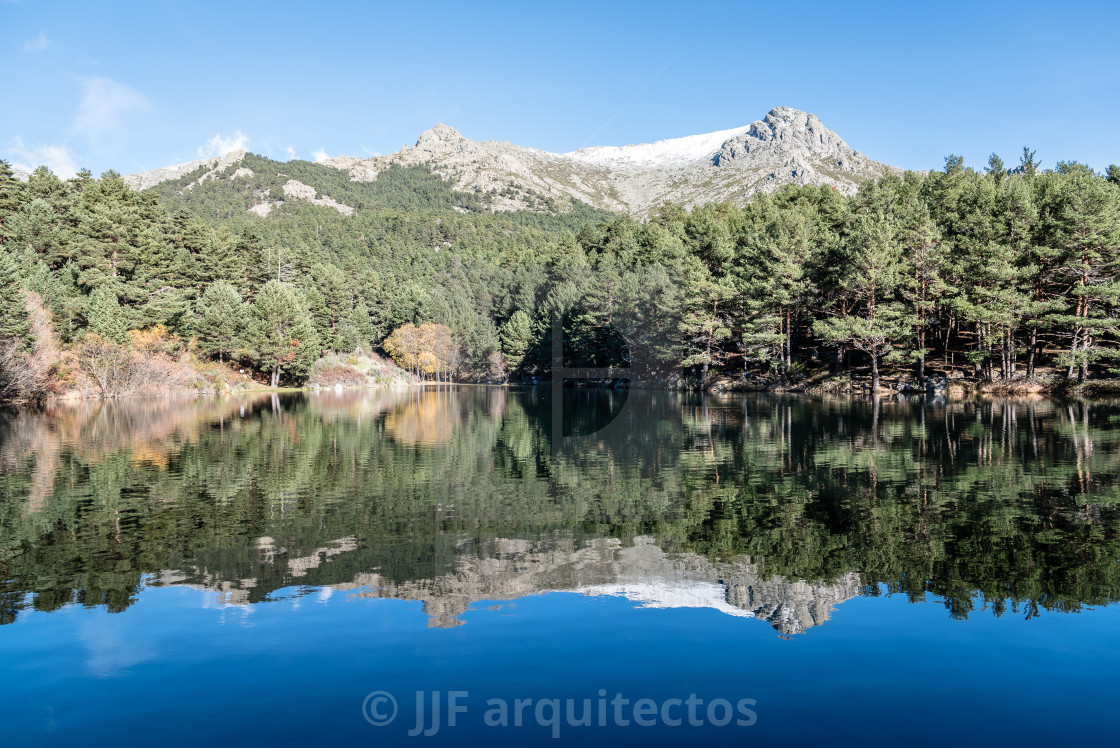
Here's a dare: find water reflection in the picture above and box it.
[1,388,1119,632]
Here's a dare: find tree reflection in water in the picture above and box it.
[1,388,1119,632]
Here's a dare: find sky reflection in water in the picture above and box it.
[1,388,1118,745]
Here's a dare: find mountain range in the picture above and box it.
[124,107,897,218]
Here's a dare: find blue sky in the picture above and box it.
[3,0,1118,178]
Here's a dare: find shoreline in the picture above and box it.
[22,374,1120,408]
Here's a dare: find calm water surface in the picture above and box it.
[1,387,1118,746]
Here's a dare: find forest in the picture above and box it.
[1,148,1119,402]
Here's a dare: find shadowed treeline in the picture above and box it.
[1,388,1119,630]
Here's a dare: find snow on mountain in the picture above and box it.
[124,107,898,218]
[577,581,756,617]
[563,125,753,169]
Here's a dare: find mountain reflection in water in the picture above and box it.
[1,387,1119,634]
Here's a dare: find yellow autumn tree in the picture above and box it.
[383,323,459,381]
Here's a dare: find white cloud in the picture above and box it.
[311,148,330,163]
[285,145,296,160]
[72,76,149,138]
[361,146,381,157]
[7,137,79,178]
[197,131,249,158]
[22,32,49,52]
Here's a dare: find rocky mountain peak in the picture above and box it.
[123,149,246,192]
[123,107,898,219]
[410,123,470,158]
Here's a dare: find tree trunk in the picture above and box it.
[271,364,280,388]
[870,352,881,392]
[1000,328,1010,381]
[985,324,993,380]
[702,328,713,389]
[1008,328,1016,378]
[1027,326,1038,378]
[1080,331,1090,382]
[974,322,983,378]
[916,325,926,382]
[1067,329,1079,380]
[784,306,792,375]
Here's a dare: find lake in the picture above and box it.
[1,387,1118,746]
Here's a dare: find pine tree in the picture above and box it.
[85,286,127,343]
[0,159,25,246]
[737,199,814,381]
[246,281,317,386]
[0,248,31,349]
[237,228,271,298]
[896,194,947,381]
[308,262,352,352]
[7,198,68,268]
[987,153,1006,183]
[347,298,376,352]
[193,280,248,363]
[1044,170,1120,380]
[499,310,534,374]
[814,212,913,391]
[1018,147,1040,177]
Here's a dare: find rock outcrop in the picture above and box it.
[321,107,896,217]
[167,534,862,635]
[124,150,247,191]
[341,535,862,635]
[279,178,354,215]
[124,108,898,218]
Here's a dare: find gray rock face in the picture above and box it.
[123,150,246,191]
[338,535,863,634]
[123,108,898,218]
[158,534,861,634]
[323,107,896,217]
[279,178,354,215]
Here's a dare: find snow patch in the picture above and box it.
[562,125,752,169]
[578,580,754,617]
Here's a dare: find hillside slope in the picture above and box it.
[126,107,897,218]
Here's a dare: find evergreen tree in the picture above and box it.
[896,193,947,381]
[1044,170,1120,380]
[737,199,814,380]
[84,286,127,343]
[7,198,68,268]
[987,153,1006,183]
[193,280,248,363]
[347,298,376,352]
[0,159,25,246]
[246,281,317,386]
[1018,146,1040,177]
[814,212,912,391]
[499,310,534,374]
[0,248,30,348]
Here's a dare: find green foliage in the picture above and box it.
[84,286,127,343]
[5,147,1120,393]
[246,281,318,385]
[2,392,1120,626]
[499,310,534,372]
[193,280,248,362]
[0,248,31,348]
